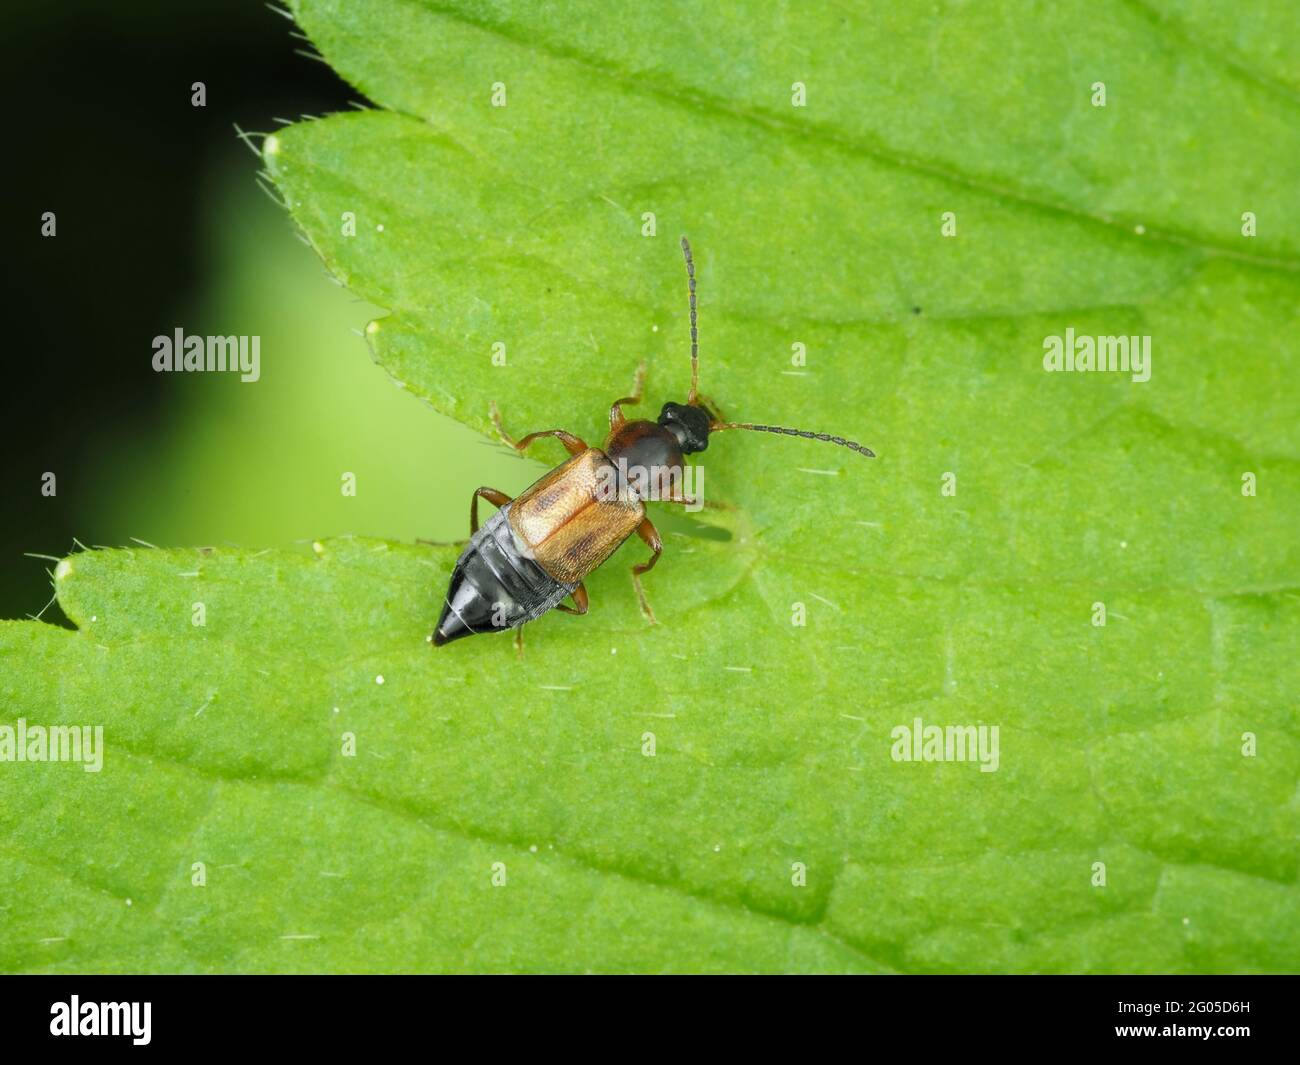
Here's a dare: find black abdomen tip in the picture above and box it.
[432,506,575,646]
[433,600,477,645]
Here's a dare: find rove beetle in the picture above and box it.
[433,237,875,647]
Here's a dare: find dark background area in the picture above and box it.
[1,2,357,622]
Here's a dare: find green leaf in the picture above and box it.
[2,0,1297,973]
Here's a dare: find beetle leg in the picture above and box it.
[510,429,588,457]
[491,402,588,456]
[660,490,734,511]
[514,624,525,659]
[608,361,647,430]
[661,485,699,508]
[659,478,734,511]
[470,486,513,535]
[630,517,663,624]
[554,581,590,616]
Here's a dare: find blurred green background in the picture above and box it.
[93,170,523,552]
[1,0,527,621]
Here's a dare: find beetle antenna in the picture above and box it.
[680,235,699,404]
[710,421,875,457]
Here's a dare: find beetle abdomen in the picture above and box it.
[433,505,576,645]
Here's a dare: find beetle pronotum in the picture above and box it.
[433,237,874,646]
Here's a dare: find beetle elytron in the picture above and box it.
[433,237,874,646]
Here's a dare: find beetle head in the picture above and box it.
[657,401,712,454]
